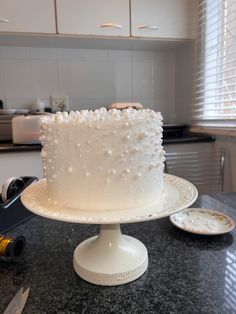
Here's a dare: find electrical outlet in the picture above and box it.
[50,94,69,112]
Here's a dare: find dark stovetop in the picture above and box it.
[162,124,215,144]
[0,194,236,313]
[163,133,215,144]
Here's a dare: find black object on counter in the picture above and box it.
[0,176,38,232]
[163,123,188,139]
[0,234,26,262]
[0,100,3,109]
[162,123,215,144]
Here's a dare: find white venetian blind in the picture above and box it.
[192,0,236,127]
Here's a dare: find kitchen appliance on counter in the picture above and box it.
[0,109,32,142]
[12,113,51,145]
[0,114,18,142]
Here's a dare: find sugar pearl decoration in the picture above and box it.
[105,150,112,157]
[133,147,140,153]
[122,169,130,176]
[67,167,73,173]
[134,173,142,179]
[108,169,116,175]
[40,107,164,210]
[41,150,47,158]
[149,163,156,170]
[139,131,148,140]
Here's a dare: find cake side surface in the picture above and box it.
[40,108,165,211]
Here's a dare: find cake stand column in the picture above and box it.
[73,224,148,286]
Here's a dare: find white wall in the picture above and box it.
[175,42,193,124]
[0,46,176,123]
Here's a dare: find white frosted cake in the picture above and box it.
[40,108,165,211]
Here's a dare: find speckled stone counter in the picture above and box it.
[0,194,235,314]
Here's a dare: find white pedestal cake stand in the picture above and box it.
[21,174,197,286]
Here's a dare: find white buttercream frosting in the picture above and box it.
[40,107,165,211]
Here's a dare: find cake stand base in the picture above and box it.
[73,224,148,286]
[21,174,198,286]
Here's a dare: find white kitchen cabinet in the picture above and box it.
[131,0,195,39]
[56,0,130,37]
[0,152,43,186]
[0,0,56,34]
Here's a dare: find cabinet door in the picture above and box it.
[0,0,56,33]
[131,0,195,39]
[56,0,130,37]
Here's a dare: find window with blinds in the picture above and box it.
[192,0,236,127]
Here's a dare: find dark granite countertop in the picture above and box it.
[0,194,236,313]
[163,133,215,144]
[0,142,42,153]
[0,134,215,153]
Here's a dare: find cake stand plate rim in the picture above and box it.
[21,174,198,224]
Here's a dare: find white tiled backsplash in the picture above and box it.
[0,46,175,122]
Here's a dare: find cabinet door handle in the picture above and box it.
[100,22,123,29]
[137,25,158,30]
[0,18,9,23]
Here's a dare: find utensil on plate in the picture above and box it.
[3,287,30,314]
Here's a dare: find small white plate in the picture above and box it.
[170,208,235,235]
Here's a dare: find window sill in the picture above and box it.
[190,127,236,137]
